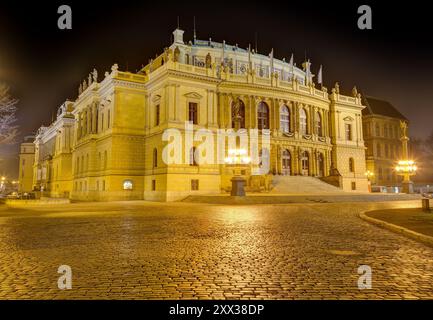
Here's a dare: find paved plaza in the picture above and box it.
[0,200,432,299]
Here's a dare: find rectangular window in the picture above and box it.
[191,179,199,191]
[345,124,352,141]
[155,104,160,126]
[188,102,198,124]
[151,179,156,191]
[351,182,356,190]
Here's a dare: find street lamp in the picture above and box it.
[225,148,251,196]
[365,170,374,192]
[396,160,417,193]
[396,121,417,193]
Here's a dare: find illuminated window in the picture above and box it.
[299,108,307,135]
[280,105,290,133]
[123,180,133,190]
[345,124,352,141]
[315,111,322,136]
[190,147,198,166]
[257,102,270,130]
[191,179,199,191]
[349,158,355,172]
[188,102,198,124]
[155,104,160,126]
[153,148,158,168]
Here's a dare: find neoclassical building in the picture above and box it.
[26,28,368,201]
[362,96,408,187]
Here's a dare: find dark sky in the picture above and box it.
[0,0,432,177]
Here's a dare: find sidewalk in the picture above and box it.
[182,193,421,205]
[360,208,433,247]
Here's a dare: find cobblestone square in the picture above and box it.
[0,200,432,299]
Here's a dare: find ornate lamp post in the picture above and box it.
[365,170,374,192]
[224,97,250,196]
[225,149,251,196]
[396,121,417,194]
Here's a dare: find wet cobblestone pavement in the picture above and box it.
[0,200,432,299]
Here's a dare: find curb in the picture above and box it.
[359,211,433,248]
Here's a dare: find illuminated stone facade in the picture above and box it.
[18,135,35,193]
[29,28,368,201]
[362,96,408,187]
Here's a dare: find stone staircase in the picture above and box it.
[270,175,345,194]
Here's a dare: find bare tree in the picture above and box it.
[0,83,19,145]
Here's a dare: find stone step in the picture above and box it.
[270,175,345,194]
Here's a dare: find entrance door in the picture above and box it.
[301,151,309,176]
[281,149,291,175]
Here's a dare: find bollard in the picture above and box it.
[422,198,430,212]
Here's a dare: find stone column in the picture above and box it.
[251,96,257,129]
[94,103,98,133]
[87,107,91,134]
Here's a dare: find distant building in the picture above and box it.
[32,101,75,197]
[18,135,35,193]
[362,96,408,188]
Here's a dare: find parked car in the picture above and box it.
[422,192,433,199]
[371,186,387,193]
[6,192,20,199]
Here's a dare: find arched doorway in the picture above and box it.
[301,151,309,176]
[317,153,324,177]
[281,149,291,176]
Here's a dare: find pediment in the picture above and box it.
[343,116,354,121]
[152,94,162,103]
[184,92,203,99]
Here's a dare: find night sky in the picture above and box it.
[0,0,432,177]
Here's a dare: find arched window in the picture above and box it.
[315,111,322,136]
[280,105,290,133]
[281,149,291,175]
[349,158,355,172]
[299,108,308,135]
[231,99,246,129]
[190,147,198,166]
[257,102,270,130]
[153,148,158,168]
